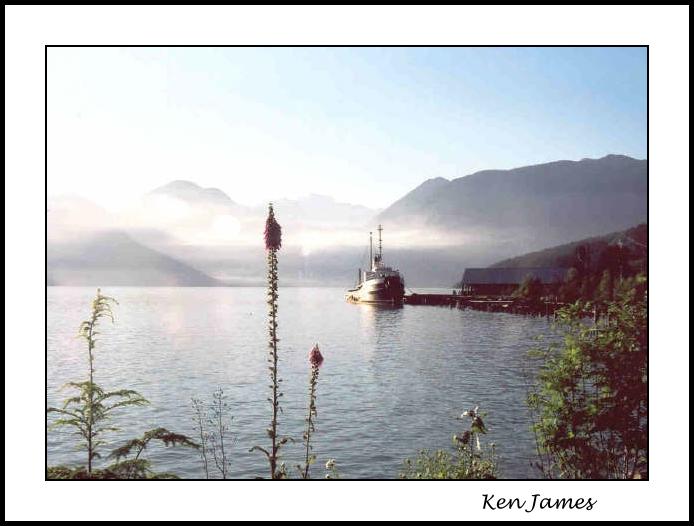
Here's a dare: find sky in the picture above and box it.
[47,46,647,210]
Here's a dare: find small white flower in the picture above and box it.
[325,458,336,470]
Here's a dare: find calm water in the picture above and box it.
[47,287,553,479]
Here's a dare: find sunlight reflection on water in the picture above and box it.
[47,287,554,479]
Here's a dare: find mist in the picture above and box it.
[49,189,502,289]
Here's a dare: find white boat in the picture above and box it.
[346,225,405,304]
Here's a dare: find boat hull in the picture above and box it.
[346,276,405,304]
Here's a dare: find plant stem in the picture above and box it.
[303,366,319,479]
[268,249,279,479]
[86,304,97,474]
[192,399,209,479]
[216,394,227,478]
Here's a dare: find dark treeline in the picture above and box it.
[554,224,646,304]
[502,224,647,306]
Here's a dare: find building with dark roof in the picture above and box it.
[461,267,569,296]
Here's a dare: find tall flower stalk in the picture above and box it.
[300,344,324,479]
[251,203,287,479]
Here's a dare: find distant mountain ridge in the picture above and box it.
[47,154,648,287]
[48,230,224,287]
[489,223,648,270]
[148,180,243,212]
[379,155,647,250]
[148,181,377,225]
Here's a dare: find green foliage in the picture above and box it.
[47,462,182,480]
[559,267,581,303]
[492,224,647,274]
[528,277,648,479]
[47,420,199,480]
[513,275,543,301]
[107,427,199,479]
[48,290,148,473]
[298,365,321,479]
[191,397,210,478]
[47,382,148,468]
[47,465,121,480]
[400,407,498,479]
[78,290,119,401]
[556,233,646,304]
[47,289,197,480]
[192,388,235,479]
[324,458,340,479]
[595,269,614,303]
[491,225,647,304]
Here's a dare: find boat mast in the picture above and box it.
[369,231,373,269]
[378,224,383,259]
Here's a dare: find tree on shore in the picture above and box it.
[528,276,647,479]
[512,274,543,302]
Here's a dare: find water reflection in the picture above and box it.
[48,287,554,479]
[357,302,404,335]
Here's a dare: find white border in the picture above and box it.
[5,5,689,522]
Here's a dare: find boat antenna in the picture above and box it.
[378,224,383,259]
[369,231,373,268]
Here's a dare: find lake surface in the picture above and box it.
[47,287,554,479]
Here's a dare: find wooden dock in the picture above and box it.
[404,293,464,306]
[403,293,566,316]
[405,293,512,308]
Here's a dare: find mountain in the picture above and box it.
[147,182,377,227]
[48,230,224,287]
[47,189,382,287]
[489,223,647,271]
[268,194,378,228]
[378,155,647,252]
[148,180,243,211]
[46,155,648,287]
[378,176,449,220]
